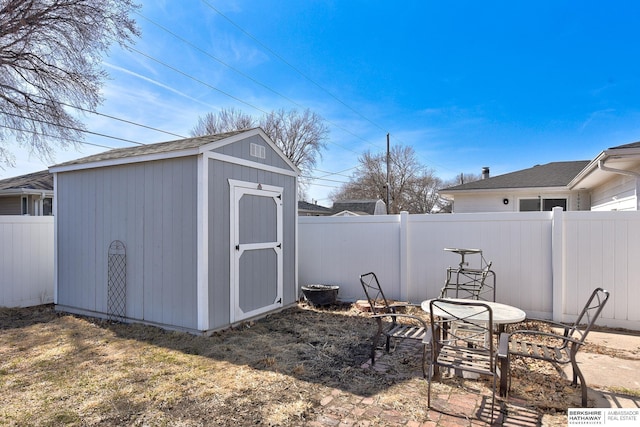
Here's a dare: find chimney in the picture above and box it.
[482,167,490,180]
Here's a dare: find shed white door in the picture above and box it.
[229,180,283,323]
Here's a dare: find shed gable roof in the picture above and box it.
[49,128,299,175]
[442,161,590,192]
[51,130,246,169]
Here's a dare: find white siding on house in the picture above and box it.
[590,174,638,211]
[0,196,21,215]
[451,193,516,213]
[451,191,578,213]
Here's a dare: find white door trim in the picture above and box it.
[229,179,283,323]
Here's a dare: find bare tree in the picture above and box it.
[190,107,256,136]
[331,145,442,214]
[191,108,329,198]
[259,108,328,175]
[0,0,140,167]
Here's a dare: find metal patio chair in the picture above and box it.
[359,272,428,376]
[498,287,610,407]
[425,299,501,421]
[439,262,497,347]
[439,262,496,302]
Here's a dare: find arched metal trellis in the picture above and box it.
[107,240,126,322]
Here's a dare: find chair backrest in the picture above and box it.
[359,272,393,315]
[567,287,610,345]
[429,298,495,357]
[440,262,495,301]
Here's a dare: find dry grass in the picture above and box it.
[0,303,635,426]
[0,303,392,426]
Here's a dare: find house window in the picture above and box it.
[542,198,567,211]
[519,198,567,212]
[43,197,53,216]
[21,196,28,215]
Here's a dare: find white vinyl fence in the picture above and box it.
[0,216,54,308]
[299,208,640,331]
[3,210,639,331]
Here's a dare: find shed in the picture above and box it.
[49,128,299,334]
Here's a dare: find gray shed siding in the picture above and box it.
[216,134,291,170]
[56,157,198,329]
[207,158,297,330]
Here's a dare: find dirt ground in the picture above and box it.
[0,303,636,426]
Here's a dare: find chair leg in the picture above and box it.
[571,355,588,407]
[371,319,383,365]
[427,361,433,408]
[421,344,429,378]
[490,373,496,421]
[371,331,381,365]
[499,356,509,397]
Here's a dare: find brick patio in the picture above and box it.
[307,339,568,426]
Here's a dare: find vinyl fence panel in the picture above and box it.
[299,209,640,331]
[0,216,54,307]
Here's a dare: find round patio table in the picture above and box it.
[421,298,526,330]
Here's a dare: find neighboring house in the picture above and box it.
[298,200,332,216]
[0,170,54,215]
[440,141,640,212]
[331,199,387,216]
[50,128,299,334]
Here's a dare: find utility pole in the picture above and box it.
[386,133,390,214]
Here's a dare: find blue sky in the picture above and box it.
[4,1,640,204]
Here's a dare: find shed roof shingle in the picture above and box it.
[51,130,248,168]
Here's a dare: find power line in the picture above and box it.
[3,111,146,146]
[197,2,459,176]
[135,13,370,154]
[301,175,349,184]
[0,125,116,150]
[200,0,388,135]
[314,166,358,179]
[129,46,270,116]
[64,102,187,139]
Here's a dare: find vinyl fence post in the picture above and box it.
[551,206,564,322]
[399,211,409,302]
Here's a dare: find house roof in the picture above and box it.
[0,170,53,192]
[298,200,332,215]
[568,141,640,189]
[609,141,640,150]
[331,199,383,215]
[441,161,591,192]
[51,130,247,169]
